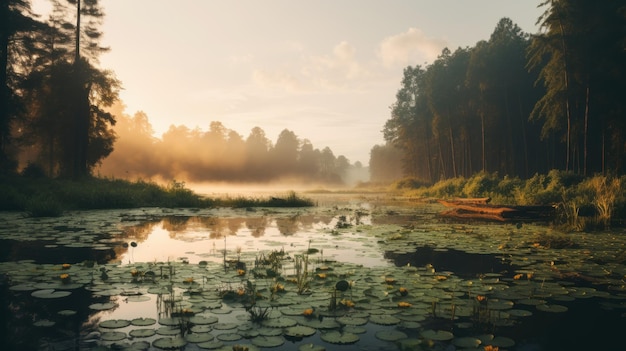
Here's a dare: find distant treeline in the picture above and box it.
[0,1,359,184]
[372,2,626,183]
[97,104,362,184]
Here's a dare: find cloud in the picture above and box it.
[378,27,447,67]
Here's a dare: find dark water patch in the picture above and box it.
[385,246,516,278]
[0,239,115,264]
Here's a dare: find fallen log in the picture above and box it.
[438,202,556,222]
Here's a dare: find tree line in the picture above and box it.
[98,104,361,184]
[373,0,626,183]
[1,0,358,184]
[2,0,119,179]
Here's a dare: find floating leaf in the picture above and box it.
[251,335,285,348]
[536,304,568,313]
[129,328,156,338]
[285,325,317,338]
[320,331,359,345]
[375,330,408,341]
[420,329,454,341]
[152,337,187,350]
[131,317,157,326]
[31,289,71,299]
[100,319,131,329]
[101,331,127,342]
[186,333,215,343]
[89,302,117,311]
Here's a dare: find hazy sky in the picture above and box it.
[32,0,543,165]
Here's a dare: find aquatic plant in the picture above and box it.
[294,254,311,294]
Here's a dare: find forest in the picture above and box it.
[98,103,362,184]
[372,1,626,183]
[2,1,625,186]
[0,0,359,185]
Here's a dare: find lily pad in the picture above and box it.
[320,331,359,345]
[100,319,132,329]
[89,302,118,310]
[152,337,187,350]
[131,317,157,326]
[375,330,408,341]
[186,333,215,343]
[536,304,568,313]
[101,331,127,342]
[129,328,157,338]
[368,314,401,325]
[453,337,482,348]
[262,317,297,328]
[251,335,285,348]
[285,325,317,338]
[420,329,454,341]
[31,289,71,299]
[217,333,242,342]
[336,316,368,326]
[189,315,218,325]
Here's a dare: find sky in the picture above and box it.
[32,0,544,165]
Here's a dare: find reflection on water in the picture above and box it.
[116,212,386,267]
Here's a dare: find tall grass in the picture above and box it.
[1,176,315,217]
[394,170,625,230]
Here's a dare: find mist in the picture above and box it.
[98,103,369,188]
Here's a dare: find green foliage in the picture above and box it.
[219,191,314,208]
[391,177,431,190]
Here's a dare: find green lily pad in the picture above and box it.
[100,319,132,329]
[152,337,187,350]
[129,328,157,338]
[31,289,71,299]
[186,333,215,343]
[196,340,224,349]
[131,317,157,326]
[213,322,239,330]
[251,335,285,347]
[420,329,454,341]
[57,310,77,316]
[217,333,242,342]
[262,317,297,328]
[536,304,568,313]
[375,330,408,341]
[101,331,127,342]
[453,337,482,348]
[285,325,317,338]
[89,302,117,310]
[336,316,368,326]
[189,315,218,325]
[490,336,516,348]
[33,319,55,327]
[368,314,401,325]
[320,331,359,345]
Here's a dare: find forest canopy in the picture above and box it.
[373,1,626,183]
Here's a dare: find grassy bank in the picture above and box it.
[390,170,626,230]
[0,176,314,217]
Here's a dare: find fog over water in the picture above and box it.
[98,103,369,187]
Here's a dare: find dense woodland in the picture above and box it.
[0,0,358,184]
[372,1,626,183]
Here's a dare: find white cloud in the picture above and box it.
[378,28,447,67]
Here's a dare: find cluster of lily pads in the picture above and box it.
[2,234,624,351]
[1,202,626,350]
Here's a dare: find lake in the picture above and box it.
[1,193,625,350]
